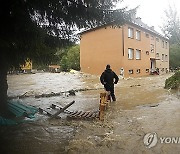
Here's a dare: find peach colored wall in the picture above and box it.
[122,24,151,77]
[155,38,169,74]
[149,34,156,58]
[80,24,169,78]
[80,26,123,75]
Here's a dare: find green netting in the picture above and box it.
[0,116,17,125]
[0,100,38,126]
[8,100,38,118]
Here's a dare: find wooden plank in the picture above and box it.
[81,111,91,118]
[77,111,86,117]
[85,112,94,118]
[99,104,105,121]
[51,104,73,114]
[71,111,82,117]
[90,113,97,118]
[38,108,52,116]
[67,111,98,120]
[69,110,79,116]
[68,111,84,119]
[51,101,75,118]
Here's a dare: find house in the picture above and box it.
[49,65,61,73]
[80,17,169,78]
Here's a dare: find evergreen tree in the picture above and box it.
[0,0,132,116]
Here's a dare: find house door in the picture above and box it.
[150,60,156,72]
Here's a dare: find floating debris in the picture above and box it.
[130,84,141,87]
[8,88,104,100]
[67,111,99,120]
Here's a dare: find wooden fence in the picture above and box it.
[99,91,111,121]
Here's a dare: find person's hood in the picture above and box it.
[105,68,112,73]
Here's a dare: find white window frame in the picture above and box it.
[136,69,140,74]
[156,53,159,57]
[128,48,134,59]
[162,54,164,61]
[165,42,168,49]
[165,55,168,61]
[162,40,165,48]
[128,27,134,38]
[136,30,141,40]
[128,69,133,74]
[136,49,141,60]
[150,44,154,53]
[146,69,149,73]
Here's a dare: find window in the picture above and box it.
[128,27,134,38]
[151,36,154,40]
[129,69,133,74]
[146,51,149,55]
[162,68,164,72]
[165,42,168,49]
[136,69,140,74]
[146,33,149,38]
[156,53,159,57]
[162,54,164,61]
[136,30,141,40]
[165,68,168,73]
[146,69,149,73]
[165,55,168,61]
[128,48,134,59]
[136,49,141,60]
[156,38,159,42]
[162,40,165,48]
[150,44,154,52]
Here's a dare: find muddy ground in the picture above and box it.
[0,72,179,154]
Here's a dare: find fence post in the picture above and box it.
[99,92,111,121]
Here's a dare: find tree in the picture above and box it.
[162,5,180,45]
[0,0,132,116]
[169,44,180,69]
[60,45,80,71]
[162,5,180,69]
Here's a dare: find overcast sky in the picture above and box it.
[116,0,180,34]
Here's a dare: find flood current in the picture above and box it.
[0,72,179,153]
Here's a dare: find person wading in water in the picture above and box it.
[100,64,119,101]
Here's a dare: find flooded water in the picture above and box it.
[7,72,84,97]
[0,72,180,153]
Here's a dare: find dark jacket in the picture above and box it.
[100,68,119,85]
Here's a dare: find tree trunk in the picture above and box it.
[0,60,8,116]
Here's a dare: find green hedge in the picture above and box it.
[165,71,180,89]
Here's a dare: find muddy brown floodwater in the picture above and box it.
[0,72,180,154]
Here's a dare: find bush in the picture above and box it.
[169,44,180,69]
[60,45,80,71]
[165,71,180,89]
